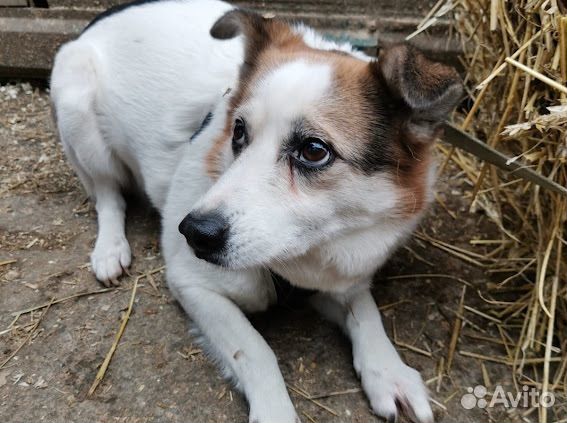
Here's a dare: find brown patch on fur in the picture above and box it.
[318,56,381,161]
[312,56,433,217]
[205,14,309,178]
[205,116,232,179]
[206,13,371,178]
[374,46,461,217]
[325,45,460,218]
[394,143,432,217]
[205,17,385,179]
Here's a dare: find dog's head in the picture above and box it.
[179,9,462,268]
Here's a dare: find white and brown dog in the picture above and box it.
[51,1,461,421]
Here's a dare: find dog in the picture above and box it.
[50,1,462,421]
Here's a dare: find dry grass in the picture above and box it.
[88,266,165,396]
[420,1,566,422]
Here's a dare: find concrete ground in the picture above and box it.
[0,82,560,423]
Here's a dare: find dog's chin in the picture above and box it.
[193,250,271,270]
[193,250,253,270]
[193,250,230,267]
[192,243,307,270]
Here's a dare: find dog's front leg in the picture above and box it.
[311,285,433,423]
[176,286,299,423]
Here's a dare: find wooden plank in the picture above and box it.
[0,10,84,77]
[0,1,458,78]
[47,0,439,17]
[47,0,123,7]
[0,0,29,6]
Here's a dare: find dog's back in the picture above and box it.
[50,0,243,282]
[51,0,242,209]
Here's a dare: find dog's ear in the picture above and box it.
[210,9,268,41]
[374,44,462,143]
[211,9,299,84]
[211,9,276,80]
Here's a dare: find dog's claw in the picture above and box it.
[99,278,111,288]
[361,363,433,423]
[386,413,397,423]
[91,235,131,285]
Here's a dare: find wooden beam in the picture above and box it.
[0,3,459,78]
[0,0,29,7]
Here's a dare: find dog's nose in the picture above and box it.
[178,211,229,259]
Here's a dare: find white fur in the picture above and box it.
[51,1,434,422]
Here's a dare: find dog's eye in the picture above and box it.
[295,138,333,168]
[232,118,247,156]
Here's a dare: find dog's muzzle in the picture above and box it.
[178,210,229,265]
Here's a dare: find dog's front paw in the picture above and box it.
[91,235,131,285]
[360,362,433,423]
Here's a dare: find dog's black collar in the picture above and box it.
[189,111,214,142]
[271,272,317,307]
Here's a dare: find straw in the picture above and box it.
[87,267,164,396]
[419,2,567,421]
[505,57,567,95]
[87,276,140,396]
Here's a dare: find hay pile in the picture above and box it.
[423,1,566,421]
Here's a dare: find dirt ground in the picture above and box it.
[0,81,562,423]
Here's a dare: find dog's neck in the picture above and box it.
[269,213,422,293]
